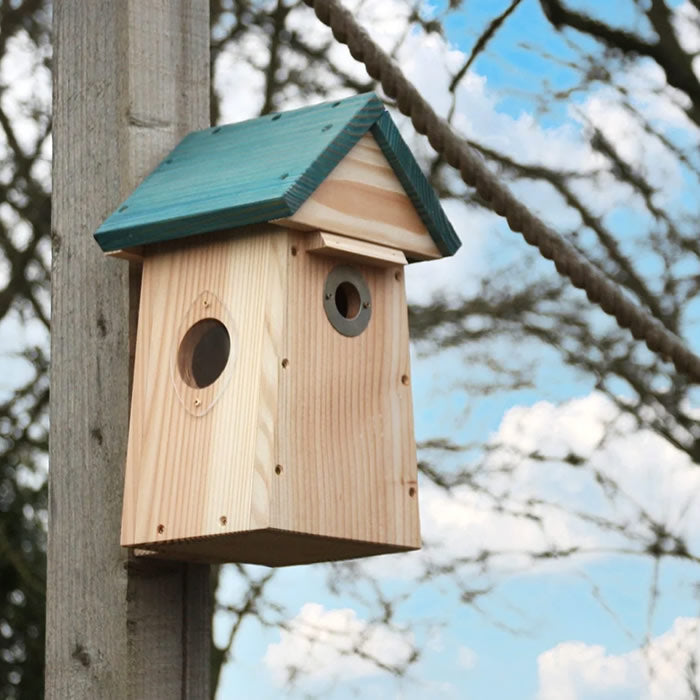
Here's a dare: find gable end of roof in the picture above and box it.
[282,94,385,212]
[371,112,461,257]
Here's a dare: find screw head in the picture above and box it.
[194,398,201,407]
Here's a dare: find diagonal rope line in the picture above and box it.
[303,0,700,383]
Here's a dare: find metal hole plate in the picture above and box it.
[323,265,371,337]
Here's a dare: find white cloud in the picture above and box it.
[214,32,268,122]
[456,645,478,670]
[405,200,492,305]
[264,603,414,686]
[537,617,700,700]
[359,391,700,582]
[674,2,700,55]
[0,29,51,154]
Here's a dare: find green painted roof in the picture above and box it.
[95,93,460,257]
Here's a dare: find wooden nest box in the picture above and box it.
[95,93,460,566]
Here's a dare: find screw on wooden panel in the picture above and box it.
[281,358,289,369]
[219,516,227,526]
[401,374,409,385]
[394,270,401,281]
[291,246,298,256]
[275,465,283,475]
[193,398,201,407]
[157,524,165,534]
[408,487,416,497]
[202,298,209,308]
[363,301,371,309]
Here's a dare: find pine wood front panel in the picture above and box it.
[273,231,420,549]
[277,133,442,261]
[121,228,285,546]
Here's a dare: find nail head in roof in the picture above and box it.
[322,124,333,132]
[272,114,281,121]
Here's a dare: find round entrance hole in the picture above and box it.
[323,265,372,337]
[177,318,231,388]
[335,281,361,320]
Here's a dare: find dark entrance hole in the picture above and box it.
[335,281,361,319]
[177,318,231,388]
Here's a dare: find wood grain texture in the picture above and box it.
[123,228,419,565]
[371,112,461,257]
[275,231,420,549]
[94,93,384,251]
[277,133,442,260]
[122,227,286,547]
[47,2,210,698]
[308,232,407,267]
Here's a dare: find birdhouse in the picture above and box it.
[95,93,460,566]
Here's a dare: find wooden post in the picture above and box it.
[47,2,211,697]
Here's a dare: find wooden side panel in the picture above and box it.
[273,231,421,550]
[277,133,442,261]
[122,228,285,546]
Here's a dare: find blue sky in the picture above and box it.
[207,1,700,698]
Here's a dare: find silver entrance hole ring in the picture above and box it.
[323,265,372,337]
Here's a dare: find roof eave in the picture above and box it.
[95,196,294,252]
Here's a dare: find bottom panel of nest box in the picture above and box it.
[132,529,420,567]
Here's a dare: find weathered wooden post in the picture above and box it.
[47,2,211,697]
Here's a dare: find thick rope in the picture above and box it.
[303,0,700,383]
